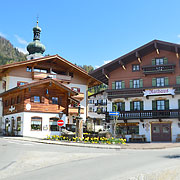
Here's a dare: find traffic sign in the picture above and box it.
[109,112,119,116]
[57,119,64,127]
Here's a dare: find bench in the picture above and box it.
[129,134,146,143]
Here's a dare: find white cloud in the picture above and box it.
[177,34,180,38]
[0,32,7,38]
[95,60,112,69]
[16,47,28,54]
[14,35,28,45]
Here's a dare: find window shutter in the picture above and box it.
[41,96,45,103]
[112,82,115,89]
[130,102,133,111]
[152,100,156,110]
[30,96,34,102]
[152,78,156,87]
[152,59,155,65]
[121,81,125,89]
[165,77,169,86]
[122,102,125,111]
[165,100,169,110]
[112,102,115,111]
[176,76,180,84]
[130,80,133,88]
[140,79,143,88]
[164,57,168,64]
[178,99,180,109]
[140,101,144,110]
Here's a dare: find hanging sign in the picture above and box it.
[143,88,175,96]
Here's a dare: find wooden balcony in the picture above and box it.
[68,107,84,115]
[107,88,144,99]
[72,93,84,101]
[33,72,71,82]
[107,109,180,120]
[142,64,175,75]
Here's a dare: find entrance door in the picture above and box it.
[151,123,171,142]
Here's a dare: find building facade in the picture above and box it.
[0,22,100,137]
[90,40,180,142]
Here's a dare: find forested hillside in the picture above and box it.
[0,36,26,65]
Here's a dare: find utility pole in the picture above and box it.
[76,104,83,139]
[113,104,118,138]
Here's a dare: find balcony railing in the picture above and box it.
[142,64,175,75]
[33,72,71,82]
[95,102,107,106]
[68,107,84,114]
[107,109,180,120]
[107,88,143,99]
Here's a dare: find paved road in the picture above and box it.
[0,138,180,180]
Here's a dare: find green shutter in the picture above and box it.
[176,76,180,85]
[152,100,156,110]
[140,79,143,88]
[130,80,133,88]
[165,100,169,110]
[122,102,125,111]
[152,78,156,87]
[112,102,115,111]
[112,82,115,89]
[121,81,125,89]
[164,57,168,64]
[178,99,180,109]
[165,77,169,86]
[140,101,144,110]
[152,59,155,65]
[130,102,133,111]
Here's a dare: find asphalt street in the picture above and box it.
[0,138,180,180]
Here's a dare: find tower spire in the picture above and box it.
[26,19,45,60]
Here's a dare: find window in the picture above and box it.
[89,107,93,112]
[152,100,169,110]
[152,77,168,87]
[130,101,143,111]
[27,66,32,72]
[156,78,164,87]
[52,97,58,104]
[34,68,48,73]
[157,100,165,110]
[17,96,21,104]
[134,101,140,111]
[31,117,42,131]
[116,123,139,135]
[17,117,21,131]
[49,118,59,131]
[115,81,122,89]
[155,58,164,65]
[11,98,15,105]
[133,79,140,88]
[113,102,125,111]
[132,64,140,71]
[34,96,41,103]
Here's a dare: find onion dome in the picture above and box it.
[27,20,45,58]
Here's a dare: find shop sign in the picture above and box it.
[143,88,175,96]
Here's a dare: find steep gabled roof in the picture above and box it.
[0,54,102,87]
[89,39,180,84]
[0,78,77,97]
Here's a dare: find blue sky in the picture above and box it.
[1,0,180,68]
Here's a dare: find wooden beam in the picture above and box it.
[154,42,160,54]
[175,46,179,58]
[102,68,109,79]
[118,60,126,70]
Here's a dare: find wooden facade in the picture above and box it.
[1,79,77,116]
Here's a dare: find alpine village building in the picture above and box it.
[90,40,180,142]
[0,21,100,138]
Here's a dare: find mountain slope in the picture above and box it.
[0,36,26,65]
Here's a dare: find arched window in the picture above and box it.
[49,117,59,131]
[31,117,42,131]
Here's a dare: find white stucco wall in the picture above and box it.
[3,112,67,138]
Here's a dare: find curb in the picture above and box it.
[2,137,122,149]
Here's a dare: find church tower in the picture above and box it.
[27,20,45,60]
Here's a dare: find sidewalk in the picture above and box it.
[1,136,180,149]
